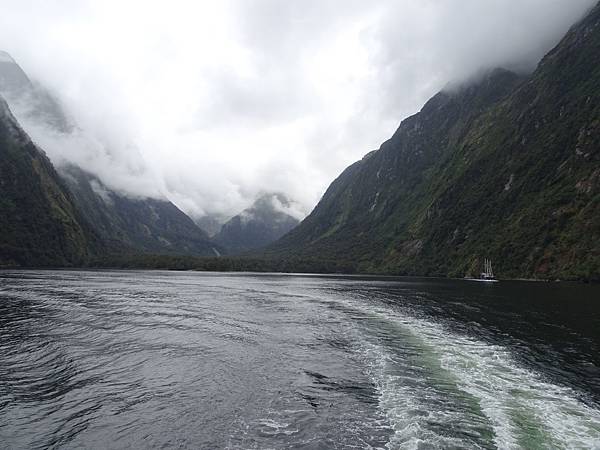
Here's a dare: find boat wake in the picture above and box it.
[333,296,600,449]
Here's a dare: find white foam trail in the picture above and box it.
[439,330,600,449]
[336,298,600,449]
[358,338,473,449]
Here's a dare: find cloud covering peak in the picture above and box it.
[0,0,595,218]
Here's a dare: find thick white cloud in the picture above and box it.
[0,0,595,218]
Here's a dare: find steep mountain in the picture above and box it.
[214,193,300,254]
[0,51,71,132]
[59,165,220,257]
[0,51,217,257]
[265,3,600,280]
[0,95,98,267]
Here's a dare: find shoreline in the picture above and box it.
[0,266,597,284]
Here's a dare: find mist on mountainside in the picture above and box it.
[0,0,594,222]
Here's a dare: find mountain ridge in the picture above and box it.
[60,165,221,257]
[214,193,300,254]
[263,4,600,280]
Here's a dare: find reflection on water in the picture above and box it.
[1,270,599,449]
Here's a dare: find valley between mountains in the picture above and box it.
[1,3,599,281]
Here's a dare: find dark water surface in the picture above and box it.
[1,270,600,449]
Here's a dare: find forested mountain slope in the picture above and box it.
[265,3,600,280]
[0,96,98,266]
[60,165,220,257]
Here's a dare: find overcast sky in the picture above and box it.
[0,0,595,219]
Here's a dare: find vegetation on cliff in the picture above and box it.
[0,97,99,267]
[263,4,600,281]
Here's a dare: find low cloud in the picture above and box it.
[0,0,595,218]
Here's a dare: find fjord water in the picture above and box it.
[1,271,600,449]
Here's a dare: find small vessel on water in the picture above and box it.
[466,258,499,283]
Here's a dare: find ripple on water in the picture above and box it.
[1,271,600,449]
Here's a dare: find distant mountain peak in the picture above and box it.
[214,192,301,254]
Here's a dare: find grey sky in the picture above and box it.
[0,0,595,219]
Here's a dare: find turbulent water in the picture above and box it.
[1,271,600,449]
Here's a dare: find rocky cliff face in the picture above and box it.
[265,3,600,280]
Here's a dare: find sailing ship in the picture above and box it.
[466,258,498,282]
[479,258,497,282]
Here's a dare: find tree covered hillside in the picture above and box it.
[264,3,600,281]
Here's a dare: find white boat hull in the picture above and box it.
[464,278,499,283]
